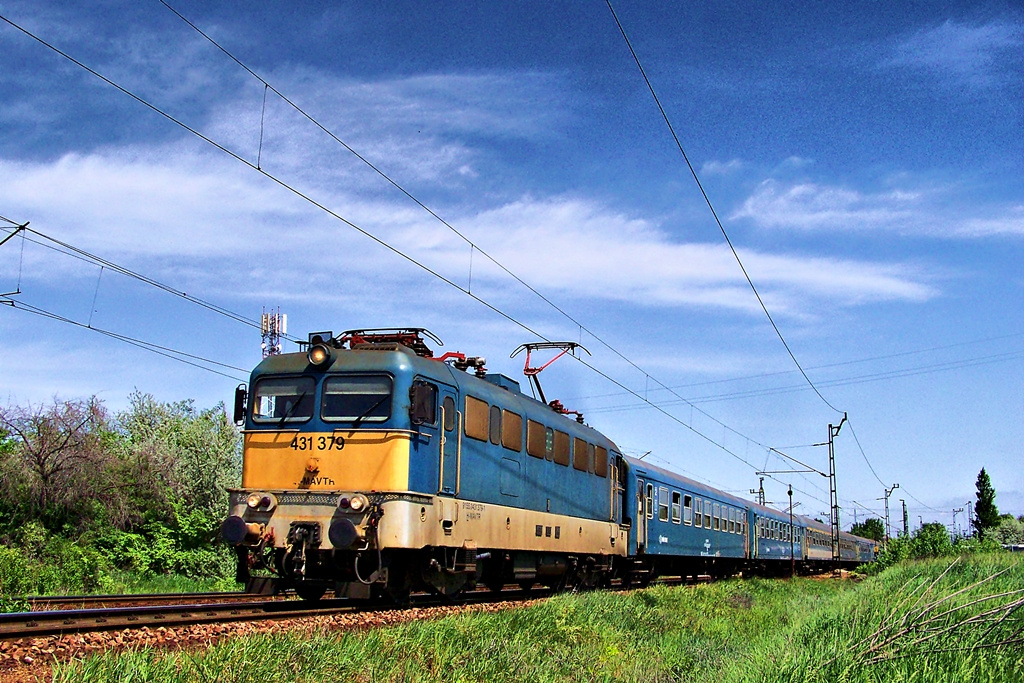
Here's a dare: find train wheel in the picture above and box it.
[294,581,327,602]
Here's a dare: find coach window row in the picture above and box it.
[656,491,745,535]
[463,395,608,478]
[758,518,795,542]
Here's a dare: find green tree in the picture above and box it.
[972,468,999,539]
[994,515,1024,545]
[850,517,885,541]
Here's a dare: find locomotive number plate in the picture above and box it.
[289,435,346,451]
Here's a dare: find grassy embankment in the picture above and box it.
[55,553,1024,682]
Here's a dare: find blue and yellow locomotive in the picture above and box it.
[221,328,875,600]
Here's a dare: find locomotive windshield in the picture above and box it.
[321,375,393,423]
[252,376,315,423]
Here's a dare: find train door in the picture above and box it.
[636,477,647,552]
[411,379,459,496]
[437,386,459,495]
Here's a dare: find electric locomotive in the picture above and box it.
[222,328,627,600]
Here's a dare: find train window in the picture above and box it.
[727,508,733,533]
[252,376,315,423]
[658,487,669,522]
[671,491,681,524]
[646,484,654,520]
[694,498,702,527]
[573,438,589,472]
[489,405,502,445]
[501,410,523,451]
[594,446,608,478]
[713,503,720,531]
[409,381,437,425]
[464,396,489,441]
[553,430,570,466]
[321,375,393,423]
[442,396,455,431]
[703,500,711,528]
[683,495,693,525]
[526,420,545,458]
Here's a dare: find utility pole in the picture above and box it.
[951,507,964,540]
[966,501,974,536]
[881,483,899,541]
[827,413,847,564]
[749,477,766,506]
[901,499,909,537]
[788,485,795,579]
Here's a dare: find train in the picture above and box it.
[221,328,876,601]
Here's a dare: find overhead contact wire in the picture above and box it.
[155,0,780,465]
[0,11,826,509]
[604,0,842,415]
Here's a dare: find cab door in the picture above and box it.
[410,379,459,496]
[438,388,459,495]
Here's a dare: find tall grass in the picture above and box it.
[53,554,1024,683]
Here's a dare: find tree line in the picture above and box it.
[0,392,240,597]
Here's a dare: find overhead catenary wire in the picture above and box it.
[1,295,248,381]
[0,10,806,486]
[150,0,803,485]
[0,10,899,519]
[603,0,842,416]
[0,222,298,342]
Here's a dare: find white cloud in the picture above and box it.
[883,19,1024,88]
[733,177,1024,241]
[732,179,918,232]
[701,159,744,175]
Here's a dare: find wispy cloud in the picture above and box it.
[732,179,918,232]
[882,19,1024,89]
[733,177,1024,240]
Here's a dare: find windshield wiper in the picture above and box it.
[277,392,309,429]
[352,394,390,428]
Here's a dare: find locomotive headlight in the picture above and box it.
[245,492,276,511]
[307,343,332,367]
[349,494,369,512]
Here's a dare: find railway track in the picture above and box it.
[22,591,269,610]
[1,588,546,639]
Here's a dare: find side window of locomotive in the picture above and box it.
[322,375,393,423]
[252,376,315,423]
[671,492,681,524]
[594,446,608,478]
[553,430,570,466]
[573,438,589,472]
[409,380,437,425]
[501,410,522,451]
[683,494,693,525]
[464,396,489,441]
[658,487,670,522]
[442,396,455,432]
[489,405,502,445]
[645,483,654,519]
[526,419,546,458]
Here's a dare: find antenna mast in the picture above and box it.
[261,307,287,357]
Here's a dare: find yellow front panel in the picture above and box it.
[242,430,411,491]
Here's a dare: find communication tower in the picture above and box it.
[261,308,287,358]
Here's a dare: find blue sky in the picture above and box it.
[1,1,1021,532]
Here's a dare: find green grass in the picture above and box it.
[53,554,1024,683]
